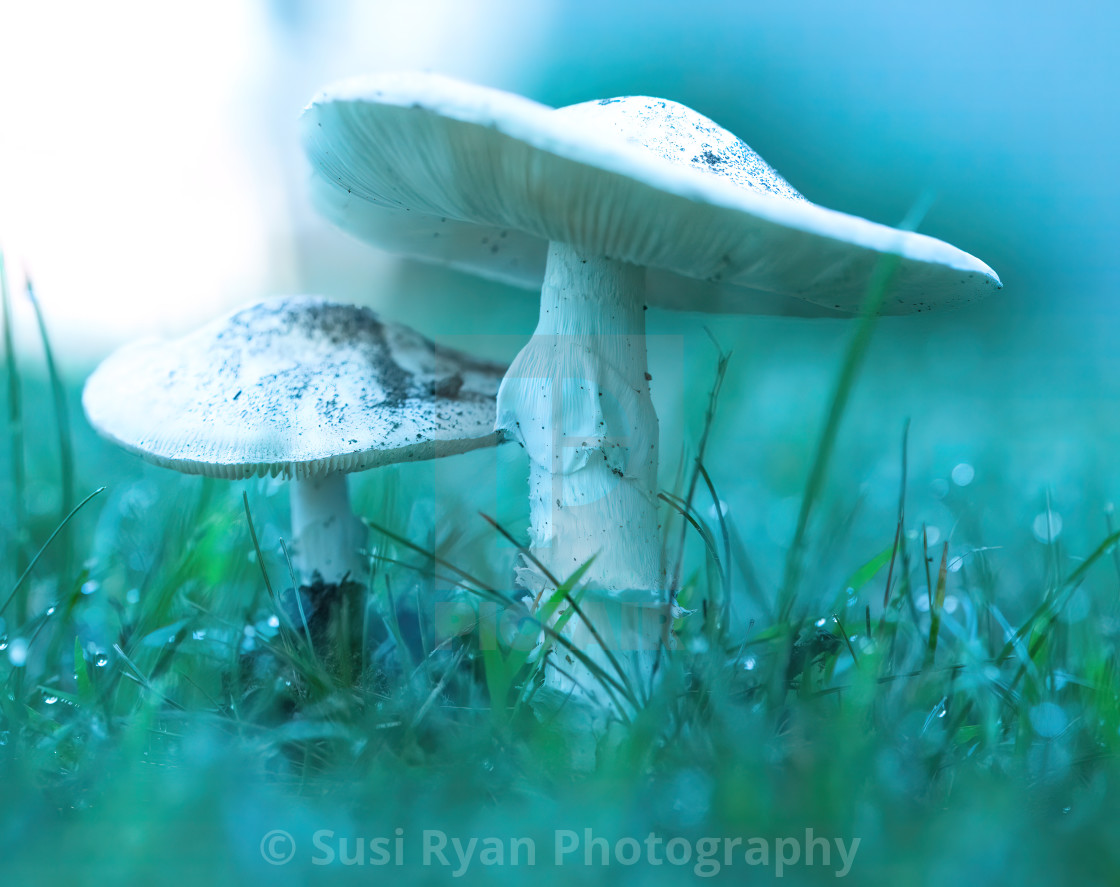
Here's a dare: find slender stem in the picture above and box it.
[289,473,367,585]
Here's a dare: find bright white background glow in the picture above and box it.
[0,2,268,360]
[0,0,552,365]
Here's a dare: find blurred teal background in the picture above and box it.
[3,5,1120,885]
[1,0,1118,613]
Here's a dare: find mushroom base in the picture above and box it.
[533,596,672,716]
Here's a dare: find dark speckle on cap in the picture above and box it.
[554,95,807,203]
[82,295,507,480]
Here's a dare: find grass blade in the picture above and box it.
[24,277,75,579]
[669,339,730,594]
[882,419,910,608]
[777,198,932,623]
[0,252,27,618]
[926,541,950,662]
[0,486,105,619]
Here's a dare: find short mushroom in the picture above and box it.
[82,295,506,591]
[300,72,1001,706]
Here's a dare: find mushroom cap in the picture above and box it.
[82,296,506,480]
[302,71,1001,317]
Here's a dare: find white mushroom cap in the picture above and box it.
[302,71,1001,317]
[82,296,506,480]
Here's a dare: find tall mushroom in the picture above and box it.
[300,72,1001,708]
[83,295,506,592]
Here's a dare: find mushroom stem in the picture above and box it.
[289,473,368,585]
[497,242,668,706]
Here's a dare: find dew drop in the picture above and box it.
[8,638,28,667]
[951,463,975,486]
[742,656,757,671]
[1030,702,1068,738]
[80,580,100,596]
[1032,511,1063,543]
[706,500,729,519]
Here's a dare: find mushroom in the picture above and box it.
[82,295,506,591]
[300,72,1001,707]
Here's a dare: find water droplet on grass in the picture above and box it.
[706,500,729,519]
[1032,511,1063,543]
[43,694,58,705]
[1030,702,1068,738]
[80,580,100,596]
[8,638,28,666]
[94,653,109,667]
[267,615,280,629]
[741,656,757,671]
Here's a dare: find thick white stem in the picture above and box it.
[497,242,669,714]
[289,473,367,585]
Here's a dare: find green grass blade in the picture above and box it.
[24,277,75,583]
[776,198,932,623]
[0,486,105,619]
[0,252,27,619]
[669,341,730,593]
